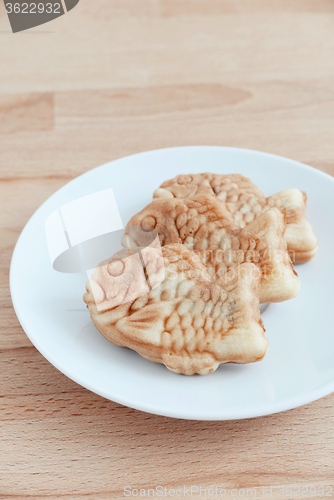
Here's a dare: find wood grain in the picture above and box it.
[0,93,54,134]
[1,0,334,498]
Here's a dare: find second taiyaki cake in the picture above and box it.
[126,194,300,304]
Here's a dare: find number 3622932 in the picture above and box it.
[5,3,61,14]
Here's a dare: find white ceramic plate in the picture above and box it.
[10,147,334,420]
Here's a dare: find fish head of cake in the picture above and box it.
[126,194,238,249]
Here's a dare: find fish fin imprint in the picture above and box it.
[238,208,300,303]
[266,189,318,264]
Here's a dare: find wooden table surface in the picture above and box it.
[1,0,334,497]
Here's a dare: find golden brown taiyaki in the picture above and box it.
[153,173,318,264]
[84,244,268,375]
[126,194,300,304]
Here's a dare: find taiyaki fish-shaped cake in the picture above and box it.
[126,194,300,304]
[153,173,318,264]
[84,244,268,375]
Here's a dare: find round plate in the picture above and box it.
[10,147,333,420]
